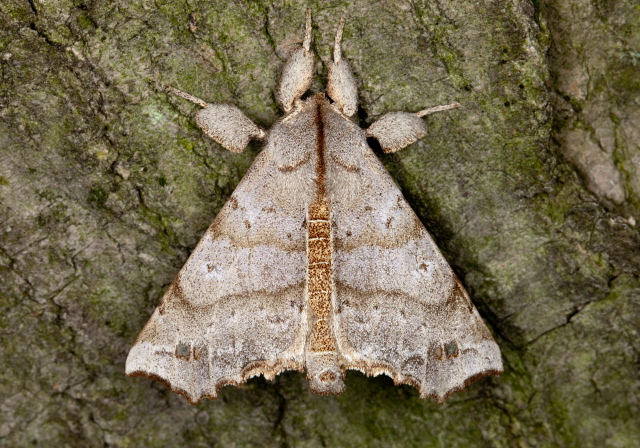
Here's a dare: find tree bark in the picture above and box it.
[1,0,638,446]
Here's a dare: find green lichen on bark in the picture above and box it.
[1,0,639,447]
[541,0,640,220]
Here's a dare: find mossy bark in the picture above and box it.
[1,1,638,447]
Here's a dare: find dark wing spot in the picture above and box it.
[445,341,459,358]
[429,343,444,360]
[289,299,304,312]
[176,343,190,359]
[320,371,337,383]
[158,299,166,315]
[193,343,208,361]
[267,314,286,324]
[402,356,425,370]
[449,276,474,313]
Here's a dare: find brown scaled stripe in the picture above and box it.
[306,96,336,353]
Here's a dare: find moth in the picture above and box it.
[126,11,503,404]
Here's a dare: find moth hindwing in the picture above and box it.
[126,9,502,404]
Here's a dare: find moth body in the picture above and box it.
[126,10,502,404]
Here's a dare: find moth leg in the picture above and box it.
[365,102,460,153]
[277,9,315,113]
[326,17,358,117]
[166,85,266,153]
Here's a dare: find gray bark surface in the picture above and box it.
[0,1,638,446]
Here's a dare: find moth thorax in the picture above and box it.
[305,196,343,394]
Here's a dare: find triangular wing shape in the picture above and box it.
[126,104,319,403]
[323,102,503,403]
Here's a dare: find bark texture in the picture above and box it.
[1,0,639,447]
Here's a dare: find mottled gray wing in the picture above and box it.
[126,105,318,403]
[324,104,503,403]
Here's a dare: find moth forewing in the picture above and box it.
[126,10,502,404]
